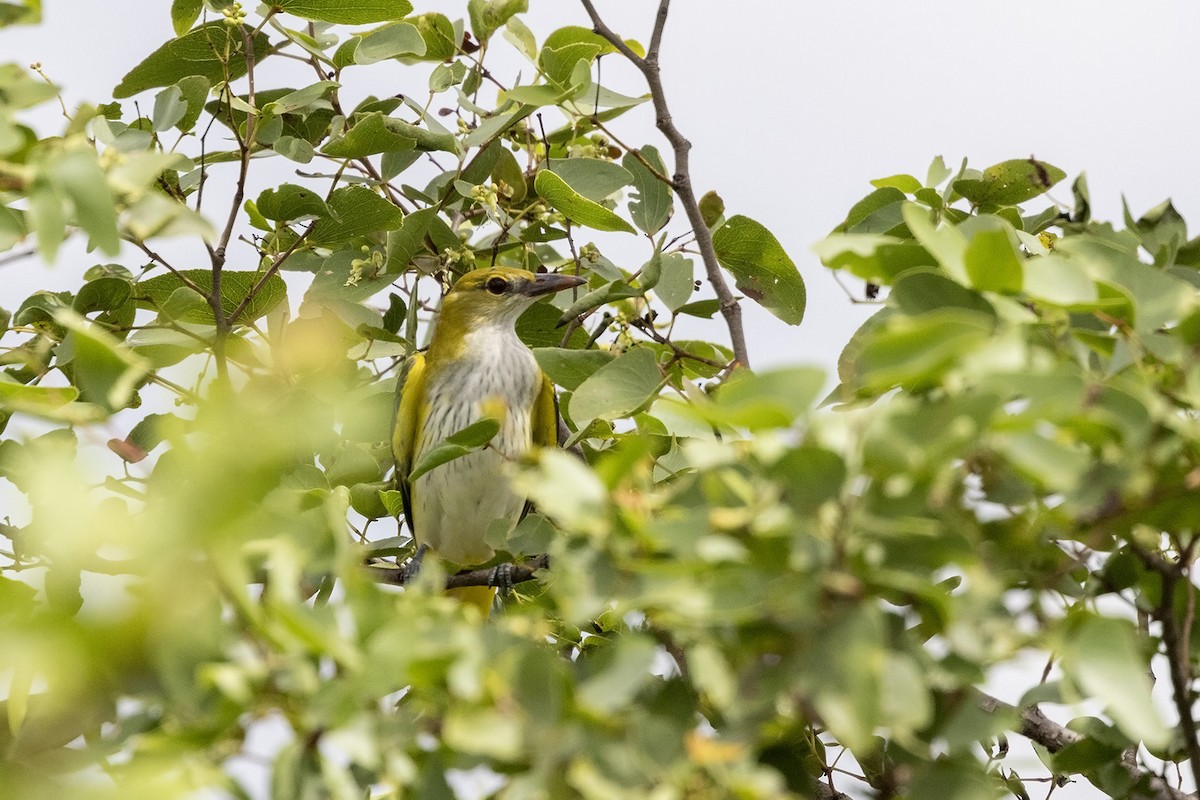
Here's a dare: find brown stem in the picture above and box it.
[1159,569,1200,790]
[578,0,749,367]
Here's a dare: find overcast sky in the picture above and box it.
[3,2,1199,797]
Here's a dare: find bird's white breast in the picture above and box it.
[413,326,542,565]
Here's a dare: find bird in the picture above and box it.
[392,266,585,612]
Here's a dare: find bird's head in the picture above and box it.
[429,267,586,359]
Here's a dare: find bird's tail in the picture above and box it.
[448,585,497,616]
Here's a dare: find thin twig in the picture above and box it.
[227,218,318,325]
[578,0,749,367]
[0,247,35,268]
[631,316,725,368]
[126,238,207,295]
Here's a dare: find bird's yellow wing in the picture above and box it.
[392,352,427,535]
[532,373,558,448]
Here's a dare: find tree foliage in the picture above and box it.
[1,3,1199,800]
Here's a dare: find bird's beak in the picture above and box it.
[523,272,586,298]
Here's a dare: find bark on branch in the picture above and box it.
[367,553,550,590]
[977,692,1194,800]
[578,0,750,368]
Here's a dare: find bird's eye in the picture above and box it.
[485,276,509,295]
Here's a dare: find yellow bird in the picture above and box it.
[392,267,585,611]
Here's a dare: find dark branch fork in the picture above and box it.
[578,0,750,369]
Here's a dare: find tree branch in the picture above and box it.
[578,0,750,368]
[814,784,851,800]
[977,692,1194,800]
[367,553,550,590]
[1149,560,1200,791]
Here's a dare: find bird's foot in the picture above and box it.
[488,562,516,596]
[400,544,428,584]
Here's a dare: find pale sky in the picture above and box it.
[8,1,1200,375]
[3,3,1199,797]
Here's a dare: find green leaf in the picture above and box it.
[656,253,694,312]
[408,417,501,482]
[170,0,202,37]
[710,367,825,429]
[888,270,995,319]
[676,299,719,319]
[128,413,174,453]
[151,85,187,132]
[624,146,672,234]
[952,158,1066,207]
[569,347,662,421]
[492,147,526,202]
[0,374,80,417]
[134,270,287,325]
[274,0,413,24]
[0,0,39,27]
[353,21,426,65]
[0,63,56,109]
[504,15,537,60]
[1052,735,1125,775]
[429,61,468,93]
[386,207,436,272]
[539,41,600,89]
[870,173,923,194]
[27,182,67,261]
[1060,616,1168,748]
[261,81,339,116]
[55,311,150,412]
[542,25,616,55]
[504,83,569,107]
[841,187,905,233]
[533,348,615,391]
[925,155,952,187]
[46,147,120,256]
[310,186,405,246]
[1133,198,1187,264]
[256,184,332,222]
[698,190,724,229]
[374,117,459,154]
[962,218,1023,293]
[1022,255,1098,306]
[74,276,133,315]
[174,75,211,132]
[303,249,394,307]
[840,308,994,395]
[577,634,658,713]
[712,215,807,325]
[322,113,417,158]
[813,234,936,285]
[547,158,632,202]
[407,13,457,62]
[468,0,528,43]
[114,22,273,98]
[534,169,635,234]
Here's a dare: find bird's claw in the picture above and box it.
[488,562,516,596]
[400,544,428,584]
